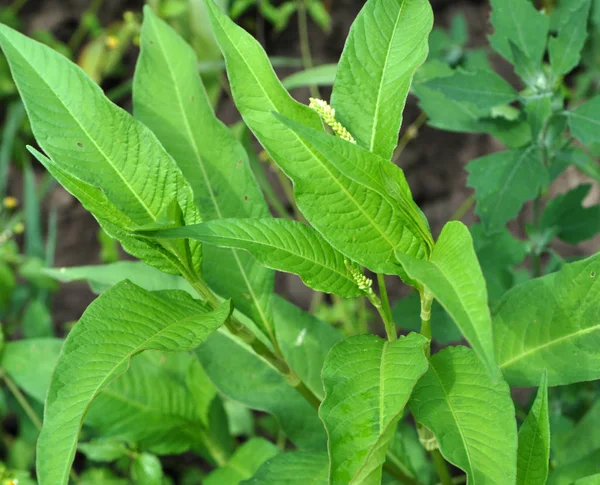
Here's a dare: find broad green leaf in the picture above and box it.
[525,94,553,141]
[0,338,63,403]
[467,147,549,233]
[197,330,327,450]
[134,7,275,339]
[568,95,600,145]
[547,450,600,485]
[204,438,279,485]
[331,0,433,160]
[241,452,328,485]
[282,64,337,90]
[203,0,432,273]
[395,221,497,378]
[409,346,517,484]
[517,372,550,485]
[273,113,433,273]
[36,281,231,485]
[541,185,600,244]
[44,261,196,296]
[272,295,342,399]
[143,219,363,298]
[28,147,197,275]
[131,453,163,485]
[566,147,600,184]
[422,69,519,111]
[552,400,600,469]
[413,62,531,148]
[78,468,128,485]
[489,0,549,66]
[319,333,429,485]
[0,24,202,273]
[22,298,54,339]
[549,0,591,77]
[495,254,600,386]
[85,351,225,457]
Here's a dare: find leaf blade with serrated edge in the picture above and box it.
[517,372,550,485]
[467,147,549,234]
[331,0,433,160]
[489,0,549,66]
[495,253,600,386]
[133,7,275,339]
[409,346,517,484]
[203,0,432,274]
[36,281,231,485]
[421,68,519,111]
[140,219,363,298]
[319,333,429,485]
[395,221,497,379]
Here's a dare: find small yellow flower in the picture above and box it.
[105,36,119,49]
[3,196,18,209]
[309,98,356,144]
[13,222,24,234]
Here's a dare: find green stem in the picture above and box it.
[1,370,42,430]
[382,460,420,485]
[450,195,475,222]
[68,0,104,52]
[377,274,396,340]
[297,0,320,99]
[106,78,133,103]
[393,112,428,163]
[420,287,434,356]
[431,449,453,485]
[197,427,229,467]
[8,0,28,12]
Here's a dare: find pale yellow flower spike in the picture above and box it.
[309,98,356,144]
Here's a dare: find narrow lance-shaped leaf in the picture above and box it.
[395,221,497,378]
[489,0,549,66]
[0,24,201,254]
[549,0,591,77]
[28,147,196,275]
[203,0,432,274]
[319,333,429,485]
[421,69,520,111]
[409,346,517,484]
[467,147,549,234]
[331,0,433,160]
[494,253,600,386]
[141,219,364,298]
[568,95,600,146]
[36,281,232,485]
[517,372,550,485]
[133,7,275,339]
[241,452,329,485]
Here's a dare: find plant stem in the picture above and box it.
[382,460,420,485]
[68,0,104,52]
[8,0,28,13]
[393,112,428,162]
[376,274,396,340]
[182,269,322,406]
[1,370,43,430]
[296,0,320,98]
[420,287,434,355]
[532,194,543,278]
[106,78,133,102]
[431,449,453,485]
[450,194,475,222]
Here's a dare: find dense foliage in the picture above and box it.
[0,0,599,483]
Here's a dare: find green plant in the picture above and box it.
[0,0,599,484]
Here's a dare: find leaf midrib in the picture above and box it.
[499,323,600,368]
[46,305,218,484]
[194,224,357,287]
[147,18,273,337]
[211,11,401,254]
[369,0,406,152]
[3,32,158,222]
